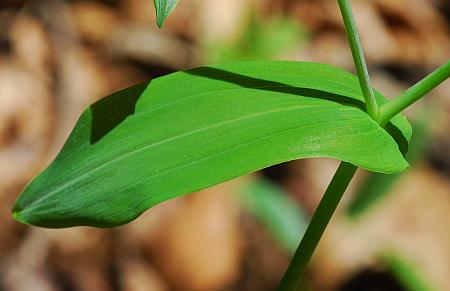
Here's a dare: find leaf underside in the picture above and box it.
[153,0,179,27]
[13,61,411,228]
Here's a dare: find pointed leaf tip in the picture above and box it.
[153,0,179,28]
[12,209,25,225]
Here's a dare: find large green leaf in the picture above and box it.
[153,0,179,27]
[13,61,410,228]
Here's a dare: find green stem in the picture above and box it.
[379,61,450,126]
[338,0,379,121]
[278,1,380,290]
[277,162,358,291]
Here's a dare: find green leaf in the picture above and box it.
[13,61,410,228]
[153,0,179,28]
[347,114,429,218]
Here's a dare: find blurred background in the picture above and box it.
[0,0,449,290]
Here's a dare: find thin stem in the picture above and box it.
[278,2,378,289]
[379,61,450,126]
[338,0,379,121]
[277,162,358,291]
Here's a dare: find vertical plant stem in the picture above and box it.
[279,0,446,289]
[276,1,447,289]
[278,1,379,290]
[277,162,358,291]
[379,61,450,126]
[338,0,379,121]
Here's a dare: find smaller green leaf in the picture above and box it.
[153,0,179,28]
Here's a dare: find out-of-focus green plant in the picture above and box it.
[380,250,436,291]
[236,177,313,290]
[206,15,306,63]
[237,177,309,253]
[12,0,449,290]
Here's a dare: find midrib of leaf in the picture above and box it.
[19,103,339,212]
[71,110,375,223]
[146,66,408,137]
[50,84,371,195]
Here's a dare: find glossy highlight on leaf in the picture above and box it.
[13,61,410,228]
[153,0,179,27]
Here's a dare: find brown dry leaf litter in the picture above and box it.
[0,0,449,290]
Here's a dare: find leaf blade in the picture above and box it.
[153,0,179,28]
[13,61,410,228]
